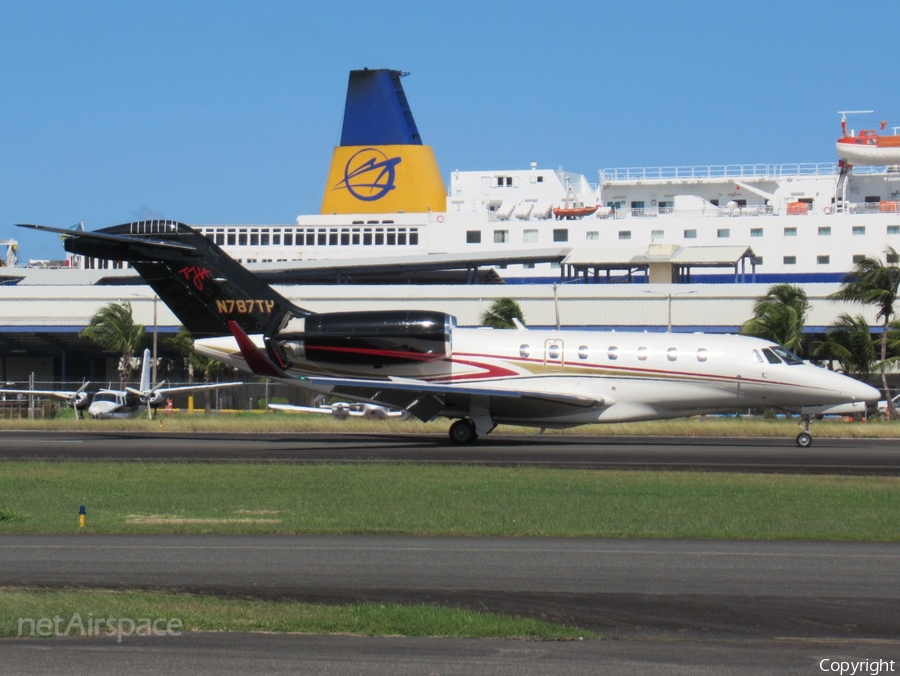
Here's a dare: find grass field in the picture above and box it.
[0,588,592,640]
[0,462,898,540]
[1,412,899,438]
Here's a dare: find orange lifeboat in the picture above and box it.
[836,122,900,165]
[553,205,598,220]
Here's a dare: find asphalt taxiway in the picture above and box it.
[1,430,899,474]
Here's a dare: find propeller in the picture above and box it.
[125,380,167,419]
[69,381,90,420]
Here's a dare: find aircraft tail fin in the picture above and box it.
[20,221,310,337]
[139,347,151,392]
[320,69,446,215]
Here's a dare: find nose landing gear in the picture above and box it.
[795,415,813,448]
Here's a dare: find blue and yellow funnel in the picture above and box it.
[320,69,447,215]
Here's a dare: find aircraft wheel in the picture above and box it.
[449,419,479,445]
[795,432,812,448]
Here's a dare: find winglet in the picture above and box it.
[227,321,289,378]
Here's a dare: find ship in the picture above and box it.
[59,69,900,286]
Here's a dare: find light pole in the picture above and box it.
[642,290,697,332]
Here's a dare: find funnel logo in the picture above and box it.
[335,148,401,201]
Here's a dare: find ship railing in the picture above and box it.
[599,163,839,183]
[612,204,775,219]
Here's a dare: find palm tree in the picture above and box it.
[481,298,525,329]
[740,283,810,355]
[811,314,878,381]
[169,326,233,412]
[829,248,900,418]
[80,301,146,383]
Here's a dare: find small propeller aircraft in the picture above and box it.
[2,348,241,419]
[268,396,407,420]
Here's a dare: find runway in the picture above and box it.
[2,534,899,640]
[2,430,900,474]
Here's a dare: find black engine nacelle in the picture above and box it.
[272,310,454,366]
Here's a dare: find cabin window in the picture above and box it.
[586,231,599,241]
[215,229,225,245]
[783,256,796,265]
[524,229,538,243]
[363,229,373,245]
[755,256,764,265]
[283,232,293,246]
[784,227,797,237]
[853,254,865,264]
[853,226,866,235]
[817,255,830,265]
[352,230,360,245]
[272,232,280,245]
[578,345,589,360]
[684,229,697,239]
[329,229,339,246]
[341,230,350,246]
[637,347,648,361]
[607,346,619,360]
[818,226,831,236]
[238,230,247,246]
[666,347,678,362]
[398,230,407,245]
[317,230,327,246]
[374,229,385,245]
[618,231,631,240]
[466,230,482,244]
[717,228,730,238]
[547,344,561,360]
[750,228,763,237]
[697,348,708,362]
[386,228,397,245]
[519,344,530,358]
[553,229,569,243]
[250,230,259,246]
[651,230,664,240]
[888,225,900,235]
[494,230,509,244]
[409,229,419,245]
[261,232,270,246]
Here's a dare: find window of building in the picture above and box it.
[553,229,569,242]
[852,255,865,264]
[684,229,697,239]
[784,227,797,237]
[755,256,764,265]
[750,228,763,237]
[494,230,509,244]
[852,226,866,235]
[586,231,599,241]
[783,256,797,265]
[817,255,830,265]
[618,230,631,240]
[717,228,730,238]
[466,230,482,244]
[523,229,538,243]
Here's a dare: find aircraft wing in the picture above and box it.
[267,403,335,414]
[152,382,243,397]
[0,388,80,400]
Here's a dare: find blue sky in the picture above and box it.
[2,0,898,261]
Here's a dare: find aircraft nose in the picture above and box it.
[847,380,881,403]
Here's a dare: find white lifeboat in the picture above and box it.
[836,127,900,165]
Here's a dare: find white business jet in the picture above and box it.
[20,221,881,445]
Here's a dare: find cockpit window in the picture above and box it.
[752,350,764,363]
[94,392,119,403]
[769,345,804,365]
[761,348,782,364]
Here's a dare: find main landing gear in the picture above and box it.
[795,415,813,448]
[449,419,478,445]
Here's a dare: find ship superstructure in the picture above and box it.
[67,70,900,285]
